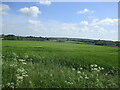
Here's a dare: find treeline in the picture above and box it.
[1,34,120,47]
[49,38,120,47]
[69,38,120,47]
[1,34,49,41]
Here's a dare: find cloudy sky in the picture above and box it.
[1,2,118,41]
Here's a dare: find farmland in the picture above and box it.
[2,40,119,88]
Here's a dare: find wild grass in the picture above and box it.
[2,40,119,88]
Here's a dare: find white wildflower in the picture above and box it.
[50,73,53,77]
[22,74,28,77]
[77,71,81,74]
[79,76,83,79]
[90,64,94,67]
[93,68,98,71]
[80,67,83,70]
[98,67,101,70]
[105,73,108,75]
[19,59,25,62]
[7,83,10,86]
[101,67,104,70]
[7,82,14,88]
[10,64,17,67]
[22,62,27,65]
[97,70,100,72]
[94,64,97,67]
[85,76,89,79]
[72,68,75,71]
[17,76,23,80]
[67,82,73,85]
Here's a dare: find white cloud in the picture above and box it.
[99,18,118,25]
[99,27,108,33]
[2,16,118,41]
[1,4,10,11]
[27,18,118,34]
[19,6,41,17]
[0,4,10,15]
[61,23,77,30]
[93,25,99,28]
[39,0,51,5]
[80,26,89,31]
[77,8,94,14]
[28,19,46,31]
[28,19,43,26]
[27,20,90,33]
[28,19,40,25]
[80,21,88,25]
[91,18,118,26]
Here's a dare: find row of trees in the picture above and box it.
[1,34,120,47]
[69,38,120,47]
[1,34,49,41]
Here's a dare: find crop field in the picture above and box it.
[2,40,119,88]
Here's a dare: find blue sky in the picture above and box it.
[1,2,118,41]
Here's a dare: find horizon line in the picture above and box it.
[1,34,119,42]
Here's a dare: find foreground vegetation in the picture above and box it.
[2,40,119,88]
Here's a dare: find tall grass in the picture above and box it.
[2,40,119,88]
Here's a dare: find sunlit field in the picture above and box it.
[2,40,119,88]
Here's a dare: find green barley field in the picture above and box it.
[2,40,119,88]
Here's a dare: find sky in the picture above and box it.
[1,1,118,41]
